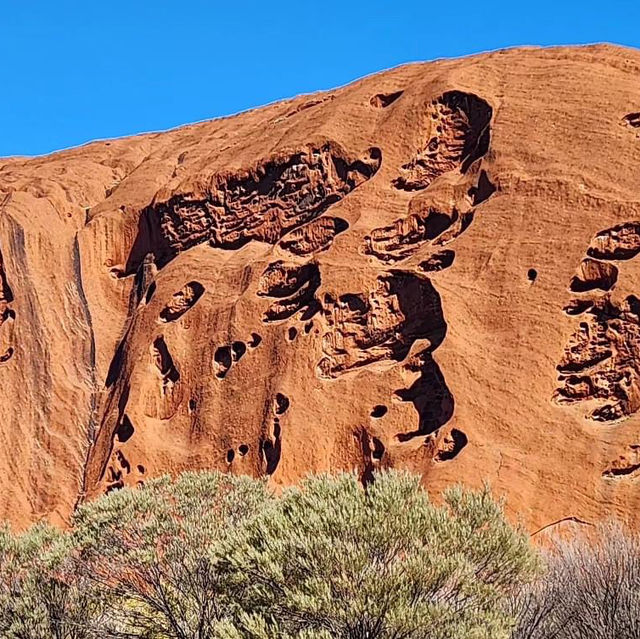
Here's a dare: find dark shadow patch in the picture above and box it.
[395,351,454,441]
[115,415,135,443]
[370,90,404,108]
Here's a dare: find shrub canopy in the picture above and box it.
[0,471,538,639]
[511,522,640,639]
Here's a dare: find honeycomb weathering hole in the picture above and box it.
[393,90,493,191]
[274,393,290,415]
[394,351,454,441]
[569,258,618,293]
[469,170,497,206]
[258,261,321,323]
[317,272,447,378]
[248,333,262,348]
[435,428,468,462]
[370,90,404,108]
[214,346,232,379]
[151,336,180,384]
[364,203,470,264]
[418,250,455,273]
[587,222,640,261]
[563,299,593,316]
[159,281,205,322]
[554,296,640,422]
[231,341,247,361]
[116,415,135,443]
[623,112,640,129]
[371,405,388,418]
[371,437,385,460]
[280,216,350,256]
[139,142,382,268]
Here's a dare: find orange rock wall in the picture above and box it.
[1,44,640,533]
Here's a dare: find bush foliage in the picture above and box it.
[0,471,538,638]
[511,522,640,639]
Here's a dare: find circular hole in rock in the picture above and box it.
[370,405,388,419]
[248,333,262,348]
[137,465,146,474]
[371,437,385,461]
[239,444,249,456]
[288,327,298,341]
[109,267,125,279]
[226,449,235,464]
[274,393,290,415]
[116,416,135,443]
[232,341,247,361]
[527,268,538,283]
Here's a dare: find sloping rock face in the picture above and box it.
[1,44,640,532]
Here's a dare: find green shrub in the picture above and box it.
[0,471,539,638]
[72,471,270,638]
[223,472,539,639]
[0,522,108,638]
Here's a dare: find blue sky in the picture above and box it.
[2,1,639,157]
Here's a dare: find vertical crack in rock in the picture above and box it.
[0,244,15,366]
[73,233,99,507]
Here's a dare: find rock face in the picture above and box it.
[1,44,640,532]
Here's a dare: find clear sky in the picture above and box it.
[2,1,639,157]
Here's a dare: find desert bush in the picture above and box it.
[0,471,538,639]
[0,521,110,639]
[510,522,640,639]
[71,471,271,638]
[223,471,539,639]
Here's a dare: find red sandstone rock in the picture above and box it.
[1,44,640,533]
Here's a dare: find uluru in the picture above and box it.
[1,43,640,534]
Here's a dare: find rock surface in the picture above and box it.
[1,44,640,532]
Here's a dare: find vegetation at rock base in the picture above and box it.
[511,522,640,639]
[0,470,541,638]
